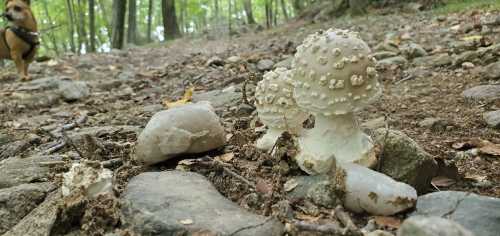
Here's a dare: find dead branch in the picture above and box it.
[42,141,67,155]
[50,113,88,138]
[334,205,358,232]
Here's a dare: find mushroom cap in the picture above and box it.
[291,28,382,116]
[255,67,309,130]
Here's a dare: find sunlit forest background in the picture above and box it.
[7,0,315,56]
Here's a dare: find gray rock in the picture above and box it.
[401,43,428,59]
[58,80,90,102]
[3,190,61,236]
[398,216,474,236]
[117,71,136,81]
[372,51,399,60]
[257,59,275,71]
[414,191,500,236]
[483,61,500,80]
[366,230,394,236]
[483,110,500,128]
[462,85,500,100]
[0,139,31,161]
[226,56,242,64]
[121,171,284,236]
[0,183,56,234]
[286,175,339,208]
[418,117,449,132]
[414,53,453,67]
[377,56,408,68]
[206,56,224,67]
[362,116,386,130]
[405,3,424,13]
[134,102,226,165]
[17,77,63,91]
[454,51,481,66]
[373,129,438,193]
[0,133,9,146]
[192,86,242,109]
[374,41,400,53]
[0,155,61,189]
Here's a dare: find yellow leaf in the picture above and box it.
[461,35,483,42]
[164,87,194,109]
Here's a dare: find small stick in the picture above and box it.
[292,220,355,235]
[214,159,256,189]
[62,131,85,159]
[102,158,123,168]
[42,141,67,155]
[39,160,66,167]
[50,113,88,138]
[334,205,358,232]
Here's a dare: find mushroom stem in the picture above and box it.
[296,113,376,175]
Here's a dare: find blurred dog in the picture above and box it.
[0,0,38,80]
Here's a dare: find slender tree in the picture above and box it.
[280,0,289,20]
[146,0,153,42]
[111,0,127,49]
[161,0,181,40]
[243,0,256,25]
[65,0,76,53]
[128,0,137,44]
[42,0,59,53]
[88,0,96,52]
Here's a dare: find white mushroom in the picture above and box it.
[255,68,309,150]
[291,29,382,174]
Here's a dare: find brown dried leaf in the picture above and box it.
[374,216,402,229]
[478,143,500,156]
[296,213,321,222]
[256,178,273,195]
[431,176,456,187]
[218,153,235,162]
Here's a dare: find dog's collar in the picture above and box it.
[6,25,39,45]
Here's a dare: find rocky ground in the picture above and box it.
[0,7,500,236]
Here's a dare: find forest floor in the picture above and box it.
[1,6,500,235]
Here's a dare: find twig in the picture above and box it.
[395,75,414,84]
[50,113,88,138]
[334,205,358,232]
[42,141,67,155]
[242,73,256,108]
[214,159,256,189]
[376,115,390,172]
[102,158,123,168]
[62,131,85,159]
[39,160,66,167]
[229,217,275,236]
[292,220,361,235]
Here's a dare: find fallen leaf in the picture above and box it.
[218,153,234,162]
[374,216,401,229]
[296,213,321,222]
[431,176,456,187]
[284,179,299,192]
[461,35,483,42]
[179,219,194,225]
[256,178,272,195]
[464,174,487,182]
[478,143,500,156]
[164,87,194,109]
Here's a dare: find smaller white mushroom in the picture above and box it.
[62,162,113,198]
[255,68,309,150]
[338,163,417,216]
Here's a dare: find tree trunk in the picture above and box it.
[273,0,278,26]
[147,0,153,42]
[65,0,76,53]
[265,0,272,29]
[243,0,256,25]
[88,0,96,52]
[128,0,137,44]
[280,0,289,20]
[111,0,127,49]
[228,0,232,34]
[348,0,368,15]
[161,0,181,40]
[76,0,88,53]
[98,0,112,42]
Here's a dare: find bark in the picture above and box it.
[161,0,181,40]
[147,0,153,42]
[111,0,127,49]
[65,0,76,52]
[280,0,289,20]
[89,0,96,52]
[42,0,59,53]
[243,0,256,25]
[128,0,137,44]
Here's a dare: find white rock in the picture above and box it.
[340,163,417,216]
[135,102,226,165]
[62,162,113,198]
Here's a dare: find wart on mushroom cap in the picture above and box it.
[291,28,382,174]
[255,67,309,150]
